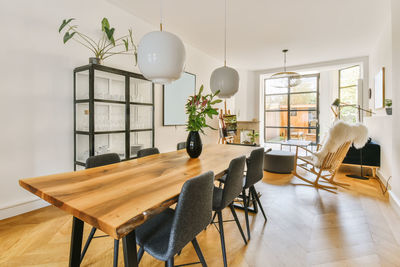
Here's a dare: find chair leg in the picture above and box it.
[113,239,119,267]
[251,186,267,222]
[242,189,251,241]
[137,246,144,263]
[192,238,207,267]
[165,257,174,267]
[80,226,97,262]
[229,204,247,245]
[250,189,258,213]
[217,211,228,267]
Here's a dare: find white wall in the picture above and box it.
[0,0,232,219]
[390,0,400,200]
[365,17,393,182]
[234,70,258,121]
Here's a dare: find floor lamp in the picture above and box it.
[331,98,374,180]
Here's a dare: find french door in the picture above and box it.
[264,74,320,144]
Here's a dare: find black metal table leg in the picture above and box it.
[69,217,84,267]
[123,230,138,267]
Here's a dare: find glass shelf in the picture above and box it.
[76,134,89,163]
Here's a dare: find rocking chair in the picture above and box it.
[292,141,352,193]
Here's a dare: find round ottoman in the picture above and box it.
[264,150,295,173]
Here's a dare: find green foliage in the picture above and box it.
[247,131,259,144]
[385,99,392,107]
[58,17,137,63]
[185,85,221,134]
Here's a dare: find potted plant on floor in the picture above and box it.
[385,99,392,115]
[58,18,137,64]
[185,85,221,158]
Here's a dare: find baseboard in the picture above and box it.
[0,198,49,220]
[389,190,400,217]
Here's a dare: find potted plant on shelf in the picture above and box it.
[247,131,259,145]
[385,99,392,115]
[185,85,221,158]
[58,18,137,64]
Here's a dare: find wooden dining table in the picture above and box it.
[19,144,256,267]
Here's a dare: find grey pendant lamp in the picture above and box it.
[210,0,239,98]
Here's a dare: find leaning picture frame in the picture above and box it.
[374,67,385,109]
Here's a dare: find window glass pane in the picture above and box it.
[130,105,153,130]
[265,111,288,127]
[95,133,125,160]
[340,86,357,105]
[265,95,288,110]
[130,77,153,103]
[76,134,89,163]
[95,103,126,132]
[265,78,288,94]
[289,128,317,142]
[265,128,287,143]
[289,111,317,128]
[130,131,153,157]
[339,106,358,124]
[291,77,317,93]
[76,103,89,131]
[94,70,125,101]
[290,93,317,110]
[76,70,89,100]
[340,66,360,87]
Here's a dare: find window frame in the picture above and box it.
[264,73,320,145]
[338,65,361,122]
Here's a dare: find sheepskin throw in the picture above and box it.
[313,120,368,166]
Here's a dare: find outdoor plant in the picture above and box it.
[247,131,259,144]
[385,99,392,107]
[185,85,222,133]
[58,17,137,63]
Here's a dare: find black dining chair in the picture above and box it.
[81,153,121,266]
[218,148,267,240]
[137,147,160,158]
[177,142,186,150]
[211,156,247,267]
[135,171,214,267]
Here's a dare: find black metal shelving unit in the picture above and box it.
[73,64,155,170]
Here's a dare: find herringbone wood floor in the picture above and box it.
[1,167,400,267]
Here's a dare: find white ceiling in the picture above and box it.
[109,0,390,71]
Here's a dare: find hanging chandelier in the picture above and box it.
[137,0,186,84]
[271,49,301,88]
[210,0,239,98]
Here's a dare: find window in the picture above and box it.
[338,65,360,123]
[264,74,319,144]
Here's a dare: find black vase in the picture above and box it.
[186,131,202,158]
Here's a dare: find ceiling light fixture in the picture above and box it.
[271,49,301,88]
[137,0,186,84]
[210,0,239,98]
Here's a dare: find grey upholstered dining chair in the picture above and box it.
[177,141,186,150]
[135,171,214,267]
[137,147,160,158]
[82,153,121,266]
[218,148,267,240]
[211,156,247,267]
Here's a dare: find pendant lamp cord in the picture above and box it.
[224,0,227,66]
[160,0,163,31]
[283,50,287,72]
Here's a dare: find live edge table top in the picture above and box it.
[19,144,256,240]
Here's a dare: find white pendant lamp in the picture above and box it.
[210,0,239,98]
[137,0,186,84]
